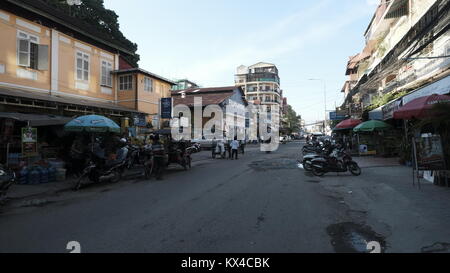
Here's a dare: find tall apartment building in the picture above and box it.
[235,62,283,110]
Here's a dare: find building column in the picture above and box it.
[50,29,59,94]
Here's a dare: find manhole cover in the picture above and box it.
[327,222,386,253]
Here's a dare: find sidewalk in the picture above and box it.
[7,150,221,201]
[352,156,401,168]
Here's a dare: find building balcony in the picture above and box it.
[246,89,281,95]
[261,100,281,105]
[246,73,280,84]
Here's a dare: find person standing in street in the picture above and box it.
[231,137,240,160]
[152,135,165,180]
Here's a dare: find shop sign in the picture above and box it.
[133,114,147,127]
[22,127,38,157]
[161,98,173,119]
[413,135,447,171]
[329,112,346,121]
[382,100,401,120]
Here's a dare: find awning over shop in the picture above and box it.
[333,119,362,131]
[394,94,450,120]
[0,112,72,126]
[403,75,450,105]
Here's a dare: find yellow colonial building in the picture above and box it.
[0,0,174,128]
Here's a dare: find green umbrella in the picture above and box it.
[64,115,121,133]
[353,120,392,133]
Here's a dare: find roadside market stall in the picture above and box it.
[332,119,362,154]
[353,120,393,156]
[393,94,450,186]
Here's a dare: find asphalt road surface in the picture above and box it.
[1,141,449,253]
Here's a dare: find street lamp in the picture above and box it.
[308,78,327,134]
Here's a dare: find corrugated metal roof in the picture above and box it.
[173,92,234,107]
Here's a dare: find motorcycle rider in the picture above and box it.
[105,138,128,168]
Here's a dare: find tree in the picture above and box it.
[42,0,140,66]
[284,105,301,135]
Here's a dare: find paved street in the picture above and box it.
[1,141,450,253]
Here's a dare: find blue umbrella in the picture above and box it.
[64,115,121,133]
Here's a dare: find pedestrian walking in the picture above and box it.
[231,137,240,160]
[240,139,246,155]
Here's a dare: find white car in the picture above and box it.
[192,138,215,149]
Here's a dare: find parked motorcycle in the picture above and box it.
[74,155,127,190]
[310,148,361,177]
[302,148,329,172]
[191,143,201,153]
[0,165,16,205]
[302,142,337,171]
[126,144,142,169]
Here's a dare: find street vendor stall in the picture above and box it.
[353,120,393,156]
[393,94,450,186]
[332,119,362,154]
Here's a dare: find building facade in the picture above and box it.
[171,86,248,140]
[235,62,283,110]
[0,0,174,127]
[340,0,450,121]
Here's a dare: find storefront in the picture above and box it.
[0,87,146,173]
[0,113,73,170]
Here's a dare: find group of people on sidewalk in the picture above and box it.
[213,137,245,160]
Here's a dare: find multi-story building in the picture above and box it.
[0,0,174,126]
[171,86,248,140]
[0,0,176,164]
[235,62,283,110]
[341,0,450,120]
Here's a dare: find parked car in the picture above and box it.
[192,138,215,150]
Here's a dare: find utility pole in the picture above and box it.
[308,78,327,134]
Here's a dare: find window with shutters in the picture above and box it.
[76,51,90,82]
[101,60,113,87]
[17,30,40,69]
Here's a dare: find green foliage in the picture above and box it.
[365,90,408,112]
[41,0,140,66]
[284,105,301,135]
